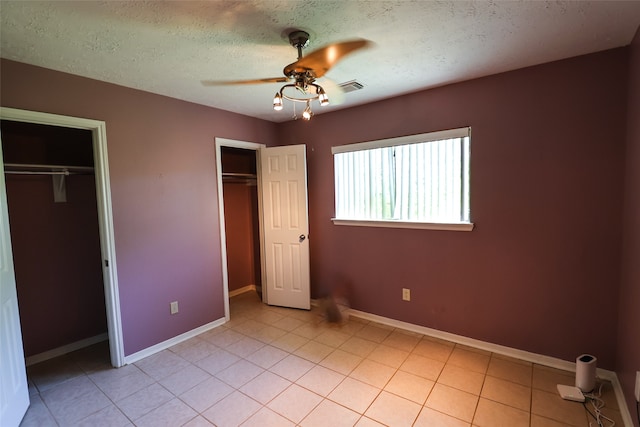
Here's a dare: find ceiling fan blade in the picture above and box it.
[284,39,371,78]
[201,77,289,86]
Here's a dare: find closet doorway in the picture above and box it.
[0,107,123,369]
[216,138,311,316]
[216,139,264,319]
[2,119,109,367]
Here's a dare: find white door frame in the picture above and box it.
[0,107,124,368]
[215,138,266,320]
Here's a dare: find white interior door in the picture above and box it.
[0,140,30,427]
[260,144,310,310]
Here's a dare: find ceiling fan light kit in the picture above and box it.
[302,101,313,120]
[205,29,370,121]
[273,80,329,117]
[273,30,330,120]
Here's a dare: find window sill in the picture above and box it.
[331,218,474,231]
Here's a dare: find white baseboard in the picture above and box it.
[25,333,109,366]
[350,308,578,370]
[229,284,262,298]
[123,317,226,365]
[348,308,634,427]
[124,282,262,365]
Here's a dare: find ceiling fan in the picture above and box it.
[202,30,371,120]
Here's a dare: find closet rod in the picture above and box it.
[4,162,94,174]
[5,170,71,176]
[222,172,257,179]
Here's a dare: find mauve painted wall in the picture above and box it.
[221,148,261,292]
[619,27,640,426]
[6,174,106,356]
[278,48,628,370]
[223,183,259,292]
[1,59,278,355]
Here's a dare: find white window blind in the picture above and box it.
[332,127,471,226]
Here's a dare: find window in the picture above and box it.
[332,127,473,231]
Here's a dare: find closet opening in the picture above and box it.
[1,119,110,369]
[220,146,262,303]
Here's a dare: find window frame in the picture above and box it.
[331,127,474,231]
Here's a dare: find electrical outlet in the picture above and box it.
[635,371,640,402]
[170,301,179,315]
[402,288,411,301]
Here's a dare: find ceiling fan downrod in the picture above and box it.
[288,30,310,60]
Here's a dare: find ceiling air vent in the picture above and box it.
[338,80,364,93]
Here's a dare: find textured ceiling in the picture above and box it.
[1,1,640,122]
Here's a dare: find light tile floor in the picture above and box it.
[21,291,624,426]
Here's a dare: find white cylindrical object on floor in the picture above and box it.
[575,354,597,392]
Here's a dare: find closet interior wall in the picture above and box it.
[1,120,107,359]
[221,147,261,296]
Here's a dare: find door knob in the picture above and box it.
[299,234,306,242]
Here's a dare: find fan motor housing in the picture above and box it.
[288,30,310,49]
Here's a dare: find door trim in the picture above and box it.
[0,107,124,367]
[215,138,265,320]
